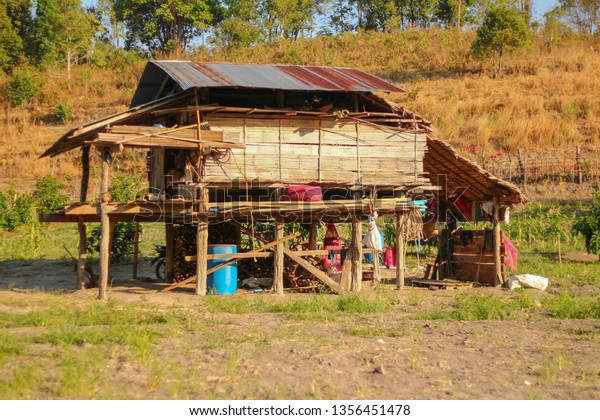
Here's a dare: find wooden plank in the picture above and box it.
[350,211,362,292]
[80,146,90,202]
[282,248,342,294]
[339,249,353,291]
[98,148,111,301]
[77,217,86,290]
[96,133,245,150]
[132,222,139,280]
[161,232,301,292]
[196,189,209,295]
[493,197,503,286]
[396,213,406,289]
[273,218,284,294]
[186,251,273,262]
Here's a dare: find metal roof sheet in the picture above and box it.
[131,61,403,106]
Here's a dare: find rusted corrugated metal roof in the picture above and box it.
[131,61,403,106]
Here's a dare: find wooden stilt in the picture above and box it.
[396,213,406,289]
[132,222,139,279]
[308,222,318,250]
[76,216,86,290]
[350,215,363,292]
[273,217,284,294]
[99,147,111,300]
[493,196,503,286]
[196,188,209,295]
[165,223,175,283]
[80,146,90,203]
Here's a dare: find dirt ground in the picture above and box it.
[1,258,599,400]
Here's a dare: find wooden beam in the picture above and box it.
[80,146,90,202]
[76,217,86,290]
[132,222,139,280]
[493,196,503,286]
[161,231,301,292]
[98,148,111,300]
[196,188,209,295]
[273,217,285,294]
[165,223,175,283]
[396,213,406,289]
[308,222,318,250]
[186,251,273,262]
[350,216,363,292]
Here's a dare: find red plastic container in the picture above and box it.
[284,185,323,202]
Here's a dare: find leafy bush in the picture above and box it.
[109,173,143,202]
[0,188,36,231]
[7,66,43,107]
[33,175,69,215]
[55,102,73,123]
[573,187,600,257]
[86,222,140,262]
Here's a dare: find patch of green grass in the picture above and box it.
[204,292,398,319]
[417,291,540,321]
[543,291,600,319]
[346,325,410,338]
[0,364,38,399]
[517,254,600,287]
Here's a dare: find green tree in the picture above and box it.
[471,4,529,77]
[113,0,222,54]
[0,0,33,72]
[212,0,262,49]
[32,0,96,90]
[33,175,69,215]
[435,0,478,28]
[557,0,600,34]
[7,65,43,108]
[573,186,600,259]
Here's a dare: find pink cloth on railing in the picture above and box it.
[383,246,396,268]
[322,223,342,271]
[503,234,518,271]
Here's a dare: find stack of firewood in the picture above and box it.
[173,224,197,282]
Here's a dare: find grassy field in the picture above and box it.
[1,200,599,399]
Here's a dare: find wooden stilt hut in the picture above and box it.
[40,61,525,298]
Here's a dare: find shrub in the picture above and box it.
[573,186,600,257]
[33,175,69,215]
[55,102,73,124]
[109,173,143,202]
[0,188,36,231]
[86,222,140,262]
[7,66,43,108]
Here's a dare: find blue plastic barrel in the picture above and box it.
[207,244,238,295]
[362,233,385,263]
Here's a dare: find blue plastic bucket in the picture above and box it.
[362,233,385,263]
[207,244,238,295]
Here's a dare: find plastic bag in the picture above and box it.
[362,217,383,252]
[507,274,549,291]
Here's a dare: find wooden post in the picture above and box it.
[132,222,139,280]
[518,148,526,186]
[308,222,318,250]
[80,146,90,202]
[350,215,363,292]
[395,213,406,289]
[273,217,285,294]
[195,188,209,295]
[99,148,111,300]
[493,196,503,286]
[165,223,175,282]
[76,217,86,290]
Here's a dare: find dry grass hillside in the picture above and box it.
[1,30,598,196]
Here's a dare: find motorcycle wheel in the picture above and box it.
[155,259,166,281]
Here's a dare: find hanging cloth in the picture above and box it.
[362,215,383,252]
[503,234,518,271]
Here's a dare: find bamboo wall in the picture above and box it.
[202,117,428,187]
